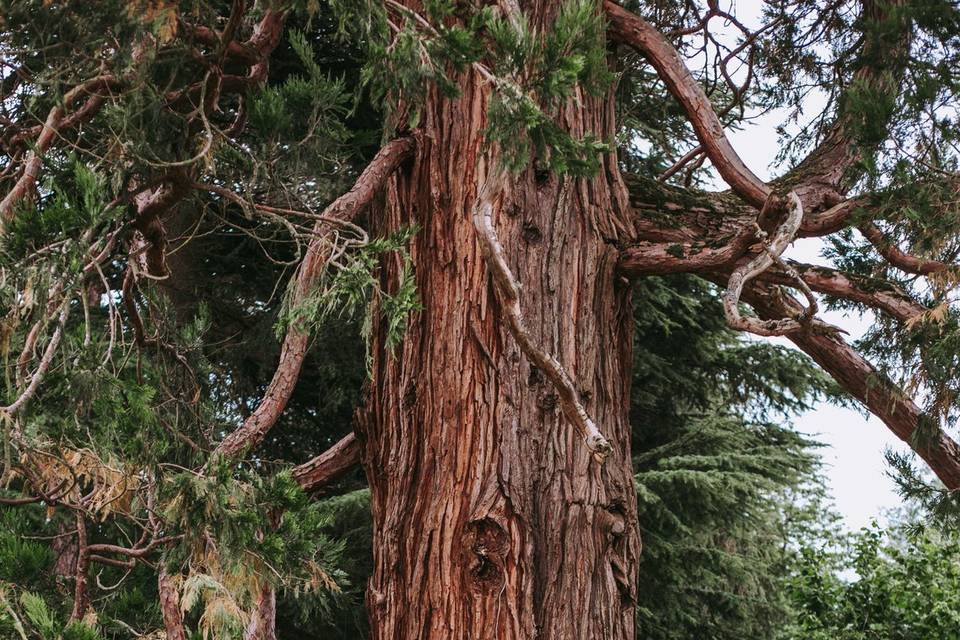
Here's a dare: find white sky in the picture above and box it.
[718,113,911,531]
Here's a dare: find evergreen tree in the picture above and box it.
[1,0,959,638]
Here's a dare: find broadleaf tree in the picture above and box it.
[2,0,960,638]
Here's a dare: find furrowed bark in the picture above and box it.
[214,136,415,459]
[360,5,640,635]
[158,568,187,640]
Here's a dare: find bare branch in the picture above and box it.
[472,170,613,459]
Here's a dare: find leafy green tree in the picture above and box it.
[782,525,960,640]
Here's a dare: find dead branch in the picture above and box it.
[472,170,613,459]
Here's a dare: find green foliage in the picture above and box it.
[631,276,833,640]
[276,225,421,357]
[325,0,612,176]
[781,525,960,640]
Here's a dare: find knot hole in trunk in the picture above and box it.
[463,517,508,595]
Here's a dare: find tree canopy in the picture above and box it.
[2,0,960,637]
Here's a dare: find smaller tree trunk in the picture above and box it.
[158,568,187,640]
[244,585,276,640]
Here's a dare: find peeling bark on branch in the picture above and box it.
[473,170,613,458]
[721,192,828,336]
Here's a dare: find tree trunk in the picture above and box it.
[360,7,641,636]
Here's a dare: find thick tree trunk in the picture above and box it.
[360,8,640,636]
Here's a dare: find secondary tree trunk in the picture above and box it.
[360,7,641,637]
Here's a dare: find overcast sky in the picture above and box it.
[719,111,910,531]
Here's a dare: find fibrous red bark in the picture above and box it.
[359,6,641,634]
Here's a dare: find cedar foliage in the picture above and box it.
[1,0,960,637]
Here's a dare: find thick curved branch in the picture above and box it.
[292,432,361,493]
[605,1,769,207]
[776,0,911,201]
[473,170,613,458]
[214,135,416,459]
[618,226,755,275]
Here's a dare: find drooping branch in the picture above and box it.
[214,135,416,459]
[472,170,613,458]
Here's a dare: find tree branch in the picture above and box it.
[605,1,769,207]
[859,222,953,275]
[214,135,416,459]
[292,433,361,492]
[739,281,960,491]
[0,75,119,225]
